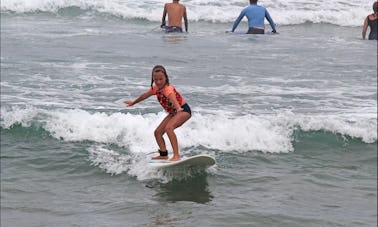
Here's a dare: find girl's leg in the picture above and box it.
[152,114,172,160]
[165,112,191,161]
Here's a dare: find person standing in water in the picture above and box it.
[124,65,191,161]
[161,0,188,33]
[231,0,277,34]
[362,1,378,40]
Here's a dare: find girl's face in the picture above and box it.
[152,71,167,89]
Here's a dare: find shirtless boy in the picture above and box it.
[161,0,188,33]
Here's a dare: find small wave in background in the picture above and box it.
[1,0,372,26]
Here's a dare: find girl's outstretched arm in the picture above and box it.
[124,90,153,106]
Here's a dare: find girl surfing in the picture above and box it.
[124,65,191,161]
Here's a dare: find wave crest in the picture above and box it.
[1,0,371,26]
[1,107,376,155]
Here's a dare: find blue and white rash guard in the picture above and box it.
[231,4,276,32]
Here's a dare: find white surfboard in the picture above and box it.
[148,154,215,169]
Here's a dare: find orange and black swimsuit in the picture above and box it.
[150,84,191,115]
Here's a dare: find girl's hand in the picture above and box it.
[124,100,134,106]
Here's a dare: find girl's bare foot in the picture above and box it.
[169,156,180,161]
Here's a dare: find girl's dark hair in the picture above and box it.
[150,65,169,87]
[374,1,378,13]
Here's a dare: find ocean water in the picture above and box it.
[1,0,377,226]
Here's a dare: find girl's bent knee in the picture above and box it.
[154,129,164,137]
[165,125,174,133]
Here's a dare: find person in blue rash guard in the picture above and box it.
[231,0,277,34]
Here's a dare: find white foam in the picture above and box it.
[88,144,197,182]
[88,145,132,175]
[2,106,376,180]
[0,105,39,128]
[1,0,372,26]
[1,106,376,149]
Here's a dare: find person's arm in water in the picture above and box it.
[161,4,168,28]
[362,16,369,40]
[265,10,277,33]
[231,9,246,32]
[124,90,154,106]
[183,7,188,32]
